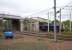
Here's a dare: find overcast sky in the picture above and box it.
[0,0,72,20]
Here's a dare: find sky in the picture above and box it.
[0,0,72,21]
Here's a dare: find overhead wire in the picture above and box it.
[29,7,53,16]
[27,1,72,18]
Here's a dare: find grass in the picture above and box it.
[48,33,63,40]
[47,32,72,40]
[62,32,72,35]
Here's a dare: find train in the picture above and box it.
[39,22,60,32]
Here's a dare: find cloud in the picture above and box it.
[0,0,71,19]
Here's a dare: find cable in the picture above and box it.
[28,1,72,17]
[57,1,72,9]
[29,7,53,16]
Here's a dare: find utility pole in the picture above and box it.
[54,0,57,41]
[70,8,72,32]
[48,12,49,32]
[59,8,62,34]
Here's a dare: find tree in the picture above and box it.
[62,20,72,32]
[51,19,60,24]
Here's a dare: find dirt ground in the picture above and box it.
[0,33,72,50]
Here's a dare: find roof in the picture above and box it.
[30,17,48,22]
[0,14,24,19]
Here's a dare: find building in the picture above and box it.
[0,14,60,36]
[23,17,60,33]
[23,17,39,33]
[23,17,49,33]
[0,14,24,36]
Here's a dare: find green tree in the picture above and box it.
[51,19,60,24]
[62,20,72,32]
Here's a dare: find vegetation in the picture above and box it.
[62,20,72,32]
[51,19,60,24]
[51,19,72,32]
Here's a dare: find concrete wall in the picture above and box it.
[23,18,39,33]
[20,19,24,32]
